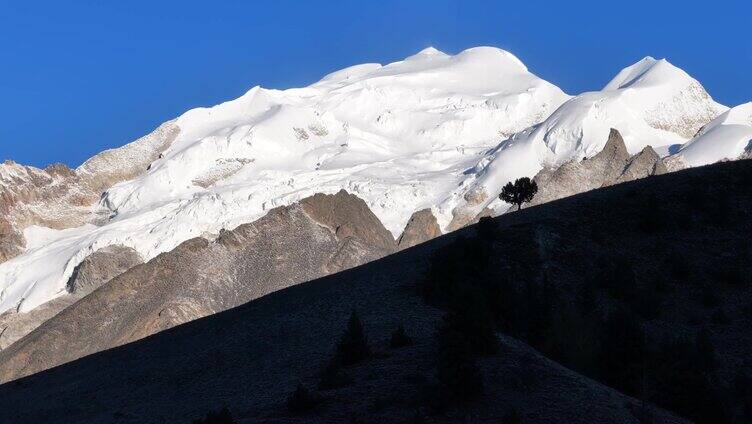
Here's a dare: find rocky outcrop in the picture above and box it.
[0,245,142,350]
[740,141,752,160]
[527,129,667,208]
[0,161,96,263]
[76,121,180,194]
[397,209,442,250]
[0,190,395,382]
[616,145,667,184]
[0,122,179,265]
[299,191,396,256]
[447,129,669,227]
[0,219,24,265]
[446,187,491,232]
[65,245,143,295]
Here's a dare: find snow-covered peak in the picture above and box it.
[0,46,569,314]
[445,55,728,226]
[604,56,692,90]
[310,46,541,97]
[405,46,450,59]
[711,101,752,127]
[672,102,752,167]
[0,46,742,318]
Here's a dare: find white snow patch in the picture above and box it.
[671,102,752,166]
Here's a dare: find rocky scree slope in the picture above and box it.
[0,190,395,382]
[0,245,142,350]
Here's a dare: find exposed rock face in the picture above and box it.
[663,154,688,173]
[76,121,180,194]
[446,187,490,231]
[299,191,396,257]
[65,245,143,295]
[0,219,24,265]
[527,129,667,208]
[616,145,667,183]
[0,161,95,263]
[448,129,670,227]
[0,297,79,351]
[0,190,395,382]
[0,245,142,350]
[397,209,442,250]
[0,122,179,265]
[740,141,752,160]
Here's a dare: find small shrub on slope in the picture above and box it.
[336,311,371,365]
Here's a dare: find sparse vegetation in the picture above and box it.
[317,311,371,390]
[499,177,538,211]
[336,311,371,365]
[419,221,734,422]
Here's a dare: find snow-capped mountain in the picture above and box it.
[447,57,728,224]
[0,46,744,317]
[0,47,568,314]
[672,102,752,167]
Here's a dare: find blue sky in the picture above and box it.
[1,0,750,167]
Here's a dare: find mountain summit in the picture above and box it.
[0,47,742,320]
[446,56,728,225]
[0,47,568,315]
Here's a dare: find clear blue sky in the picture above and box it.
[2,0,750,168]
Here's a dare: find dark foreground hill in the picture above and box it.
[0,159,750,423]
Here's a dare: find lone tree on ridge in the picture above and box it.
[499,177,538,211]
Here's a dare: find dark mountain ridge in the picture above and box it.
[0,159,750,423]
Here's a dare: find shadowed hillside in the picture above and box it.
[0,159,750,423]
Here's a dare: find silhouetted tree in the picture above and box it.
[499,177,538,211]
[336,311,371,365]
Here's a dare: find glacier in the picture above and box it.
[0,46,748,315]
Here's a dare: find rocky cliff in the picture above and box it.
[0,190,395,382]
[527,129,667,208]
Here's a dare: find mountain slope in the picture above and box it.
[1,158,749,423]
[0,191,395,381]
[672,102,752,166]
[527,128,666,207]
[447,57,726,224]
[0,48,737,323]
[0,46,568,316]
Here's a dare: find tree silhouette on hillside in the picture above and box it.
[336,311,371,365]
[499,177,538,211]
